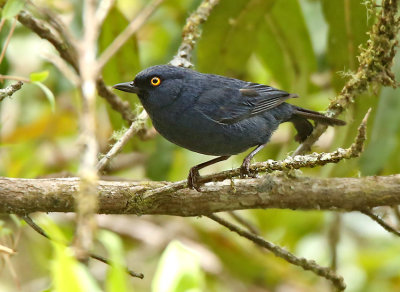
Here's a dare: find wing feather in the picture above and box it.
[194,82,297,124]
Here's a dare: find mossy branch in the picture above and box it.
[170,0,220,68]
[294,0,399,155]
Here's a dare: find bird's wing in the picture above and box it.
[195,82,297,124]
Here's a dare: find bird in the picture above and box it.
[113,65,345,191]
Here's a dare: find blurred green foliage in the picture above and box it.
[0,0,400,291]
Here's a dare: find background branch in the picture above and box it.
[17,10,79,72]
[17,9,137,123]
[97,110,148,172]
[360,209,400,237]
[73,0,102,261]
[207,214,346,291]
[22,215,144,279]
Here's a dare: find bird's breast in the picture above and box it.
[146,105,273,156]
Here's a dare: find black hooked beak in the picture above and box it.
[112,81,140,94]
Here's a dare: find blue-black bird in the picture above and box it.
[113,65,345,190]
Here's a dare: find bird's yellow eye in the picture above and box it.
[150,76,161,87]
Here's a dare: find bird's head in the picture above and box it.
[113,65,187,109]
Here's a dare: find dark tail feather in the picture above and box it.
[292,106,346,126]
[290,116,314,142]
[290,106,346,142]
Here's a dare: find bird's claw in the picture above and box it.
[240,159,257,178]
[188,168,202,191]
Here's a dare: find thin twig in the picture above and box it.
[96,77,136,122]
[0,81,24,102]
[22,215,144,278]
[227,211,260,235]
[170,0,220,68]
[0,19,17,65]
[97,0,164,71]
[89,253,144,279]
[360,209,400,237]
[0,244,16,255]
[392,206,400,229]
[207,214,346,291]
[0,18,6,33]
[97,110,148,172]
[96,0,116,28]
[3,254,20,289]
[0,75,30,83]
[328,213,341,271]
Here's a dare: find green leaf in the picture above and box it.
[146,136,175,181]
[98,230,128,292]
[197,0,315,94]
[359,87,400,175]
[197,0,276,77]
[321,0,371,91]
[1,0,25,20]
[9,214,23,227]
[256,0,317,94]
[360,54,400,175]
[30,70,49,82]
[33,81,55,112]
[299,0,328,57]
[152,240,204,292]
[43,219,102,292]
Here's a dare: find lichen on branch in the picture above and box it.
[169,0,220,68]
[294,0,400,155]
[0,81,23,101]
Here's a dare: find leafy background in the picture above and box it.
[1,0,400,291]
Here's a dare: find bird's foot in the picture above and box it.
[240,159,257,178]
[188,167,202,191]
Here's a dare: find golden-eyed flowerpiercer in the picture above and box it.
[113,65,345,190]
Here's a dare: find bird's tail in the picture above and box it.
[290,106,346,142]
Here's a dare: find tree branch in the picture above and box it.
[0,81,23,101]
[0,174,399,215]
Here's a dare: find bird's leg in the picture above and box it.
[240,144,267,178]
[188,155,230,191]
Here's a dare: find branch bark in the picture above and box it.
[1,174,399,215]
